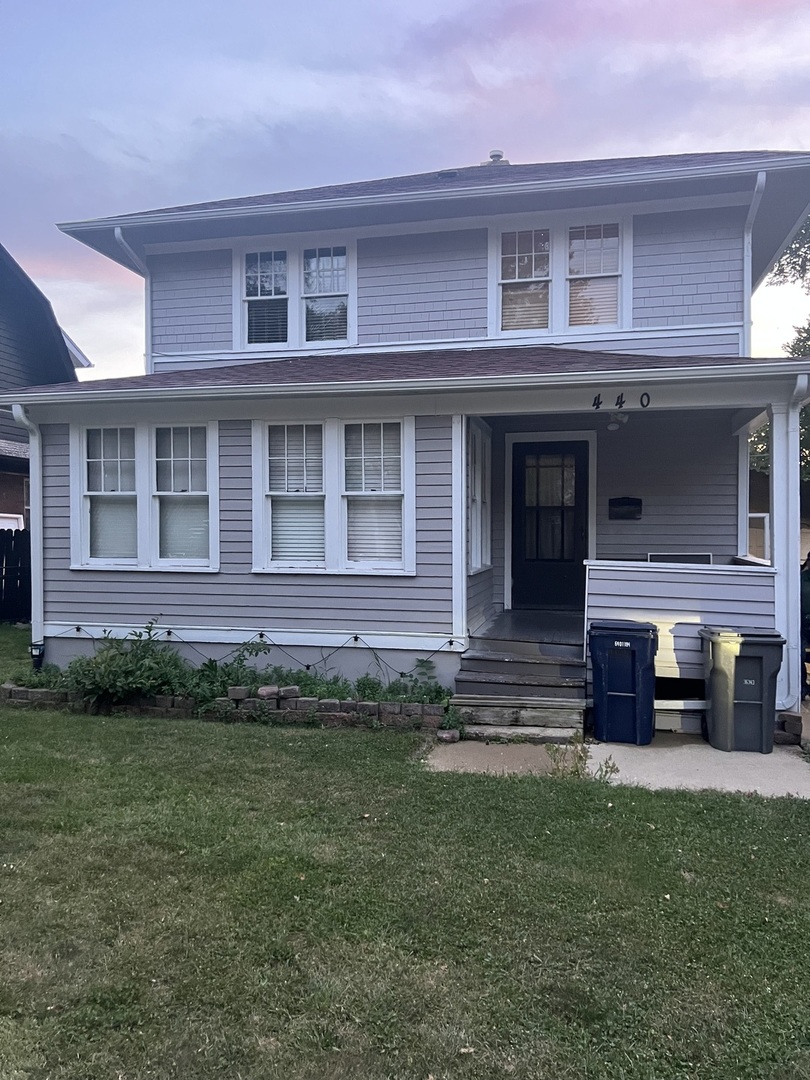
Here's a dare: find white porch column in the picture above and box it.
[768,400,801,712]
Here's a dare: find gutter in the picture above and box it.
[2,359,810,409]
[57,155,810,234]
[12,406,43,647]
[742,172,766,355]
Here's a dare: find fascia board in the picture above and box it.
[4,360,810,408]
[56,156,810,235]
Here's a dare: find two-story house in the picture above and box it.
[5,150,810,732]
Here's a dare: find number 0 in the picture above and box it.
[640,393,650,408]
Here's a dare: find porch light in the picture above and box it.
[607,412,630,431]
[29,642,45,671]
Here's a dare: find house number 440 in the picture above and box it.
[592,392,651,410]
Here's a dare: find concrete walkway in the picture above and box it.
[587,732,810,798]
[426,731,810,798]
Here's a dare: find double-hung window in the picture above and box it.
[267,424,325,563]
[242,244,350,347]
[74,423,218,570]
[567,224,620,325]
[86,427,137,560]
[497,221,622,333]
[255,418,414,573]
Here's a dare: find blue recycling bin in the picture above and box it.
[589,620,658,744]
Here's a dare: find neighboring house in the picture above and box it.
[0,242,83,526]
[4,150,810,729]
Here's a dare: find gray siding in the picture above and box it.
[149,249,233,354]
[596,411,739,560]
[633,208,744,328]
[568,332,741,356]
[467,569,495,635]
[586,563,776,677]
[488,410,740,604]
[42,416,454,636]
[357,230,488,344]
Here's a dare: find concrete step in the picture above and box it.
[472,635,584,661]
[461,651,586,679]
[463,724,580,744]
[451,695,586,727]
[455,671,585,700]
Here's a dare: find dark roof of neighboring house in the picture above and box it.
[0,438,28,460]
[0,243,78,385]
[3,345,806,404]
[61,150,809,224]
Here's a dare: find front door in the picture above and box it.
[511,441,589,609]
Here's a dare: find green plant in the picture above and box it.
[354,674,385,701]
[63,623,194,712]
[546,731,619,781]
[439,705,467,732]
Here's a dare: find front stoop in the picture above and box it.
[452,639,587,740]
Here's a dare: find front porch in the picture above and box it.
[455,392,801,735]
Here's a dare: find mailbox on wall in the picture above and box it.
[608,497,642,521]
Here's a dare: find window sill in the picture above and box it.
[70,564,220,573]
[468,564,493,576]
[252,566,416,577]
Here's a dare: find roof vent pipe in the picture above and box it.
[484,149,509,165]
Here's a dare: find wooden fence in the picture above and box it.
[0,529,31,623]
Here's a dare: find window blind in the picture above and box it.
[347,496,402,561]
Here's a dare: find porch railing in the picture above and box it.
[584,559,777,679]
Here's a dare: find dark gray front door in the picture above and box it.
[511,441,589,609]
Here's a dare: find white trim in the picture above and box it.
[742,172,766,355]
[251,416,415,573]
[769,378,806,712]
[737,431,750,557]
[491,214,631,338]
[504,430,597,610]
[43,621,467,652]
[12,406,43,643]
[452,415,466,640]
[233,240,356,352]
[70,421,220,572]
[584,558,777,576]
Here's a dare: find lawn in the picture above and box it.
[1,713,810,1079]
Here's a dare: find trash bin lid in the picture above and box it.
[698,625,786,645]
[589,619,658,635]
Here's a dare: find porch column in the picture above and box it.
[768,400,801,711]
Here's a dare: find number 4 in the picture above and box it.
[614,393,625,409]
[592,394,603,410]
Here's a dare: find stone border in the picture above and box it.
[0,682,447,731]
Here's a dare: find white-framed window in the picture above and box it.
[240,243,352,348]
[253,417,415,574]
[499,229,550,331]
[496,220,623,334]
[468,419,491,573]
[567,224,620,326]
[71,422,219,570]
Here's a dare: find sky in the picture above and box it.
[2,0,810,379]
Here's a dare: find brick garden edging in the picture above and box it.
[0,682,447,731]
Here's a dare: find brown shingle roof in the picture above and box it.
[63,151,807,225]
[5,344,800,400]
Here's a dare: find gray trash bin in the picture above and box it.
[698,626,785,753]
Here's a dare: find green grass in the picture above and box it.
[1,714,810,1079]
[0,624,30,683]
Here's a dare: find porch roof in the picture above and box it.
[2,345,809,409]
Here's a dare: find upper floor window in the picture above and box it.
[567,224,620,326]
[73,423,219,571]
[243,245,349,347]
[498,221,622,334]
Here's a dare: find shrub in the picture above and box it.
[63,624,194,712]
